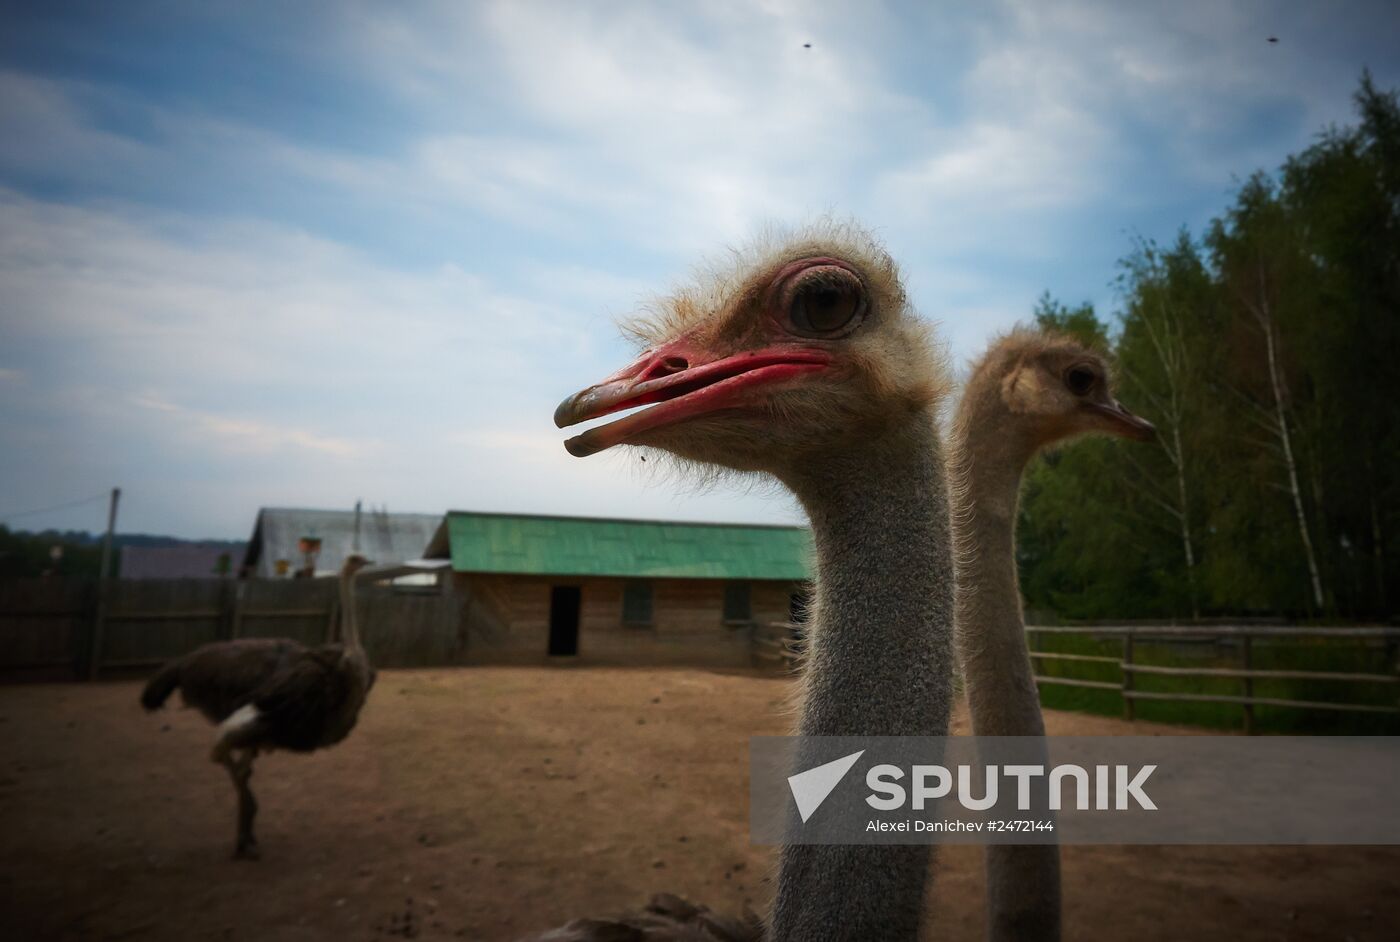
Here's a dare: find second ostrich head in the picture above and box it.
[341,553,372,577]
[553,223,946,476]
[960,329,1155,456]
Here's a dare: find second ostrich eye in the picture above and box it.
[786,268,867,337]
[1065,366,1097,396]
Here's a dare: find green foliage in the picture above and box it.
[1017,74,1400,621]
[0,526,103,578]
[1033,294,1110,349]
[0,527,243,579]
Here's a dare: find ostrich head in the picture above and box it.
[966,329,1155,450]
[554,222,947,475]
[340,553,372,577]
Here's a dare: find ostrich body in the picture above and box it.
[140,554,375,858]
[544,222,955,941]
[951,330,1154,941]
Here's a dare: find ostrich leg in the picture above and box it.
[218,750,260,859]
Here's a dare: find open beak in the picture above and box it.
[554,339,831,457]
[1083,400,1156,442]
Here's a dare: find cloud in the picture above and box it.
[0,189,802,536]
[3,0,1397,537]
[332,0,929,253]
[130,393,373,458]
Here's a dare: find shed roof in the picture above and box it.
[425,511,812,581]
[243,508,441,578]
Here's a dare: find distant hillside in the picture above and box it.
[0,526,243,578]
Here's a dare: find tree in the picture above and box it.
[1015,73,1399,621]
[1113,232,1219,619]
[1207,175,1327,613]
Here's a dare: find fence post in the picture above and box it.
[71,579,97,679]
[230,581,245,640]
[87,579,109,681]
[1242,634,1255,735]
[218,580,234,641]
[1122,631,1134,722]
[1028,626,1040,669]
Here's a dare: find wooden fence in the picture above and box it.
[0,577,464,680]
[757,621,1400,732]
[1029,624,1400,733]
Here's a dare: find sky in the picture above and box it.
[1,0,1397,540]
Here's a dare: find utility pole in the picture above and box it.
[98,487,121,580]
[88,487,120,680]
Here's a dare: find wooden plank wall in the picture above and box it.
[0,578,90,675]
[0,577,459,679]
[453,573,798,666]
[358,585,467,668]
[1,573,799,677]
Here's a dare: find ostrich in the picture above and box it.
[541,221,956,941]
[140,553,376,858]
[951,329,1155,941]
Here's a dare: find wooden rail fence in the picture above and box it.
[757,621,1400,732]
[1028,624,1400,733]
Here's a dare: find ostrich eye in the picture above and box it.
[1065,365,1097,396]
[786,267,867,337]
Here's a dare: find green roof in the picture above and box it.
[425,511,812,580]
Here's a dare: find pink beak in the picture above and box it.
[554,339,832,457]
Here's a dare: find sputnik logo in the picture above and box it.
[787,750,864,823]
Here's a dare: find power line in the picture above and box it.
[0,492,110,524]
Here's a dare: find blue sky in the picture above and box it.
[1,0,1396,539]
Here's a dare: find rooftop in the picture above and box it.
[425,510,812,581]
[243,507,442,578]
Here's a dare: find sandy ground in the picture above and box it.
[0,667,1397,942]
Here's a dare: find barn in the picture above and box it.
[423,511,812,667]
[241,507,442,579]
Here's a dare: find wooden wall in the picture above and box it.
[454,573,798,667]
[0,577,460,680]
[0,573,801,679]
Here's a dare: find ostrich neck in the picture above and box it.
[952,406,1063,942]
[771,409,954,942]
[952,407,1041,738]
[338,571,363,653]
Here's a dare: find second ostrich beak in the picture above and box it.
[1082,399,1157,441]
[554,339,831,457]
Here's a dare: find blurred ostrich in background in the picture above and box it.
[141,554,376,858]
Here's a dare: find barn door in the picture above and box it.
[548,586,581,656]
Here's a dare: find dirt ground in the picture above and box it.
[1,667,1397,942]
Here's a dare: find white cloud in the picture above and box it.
[0,189,802,536]
[3,0,1396,537]
[333,0,927,254]
[130,393,374,458]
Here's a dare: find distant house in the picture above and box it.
[241,508,442,579]
[120,544,244,580]
[424,510,812,667]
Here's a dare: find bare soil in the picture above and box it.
[1,667,1396,941]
